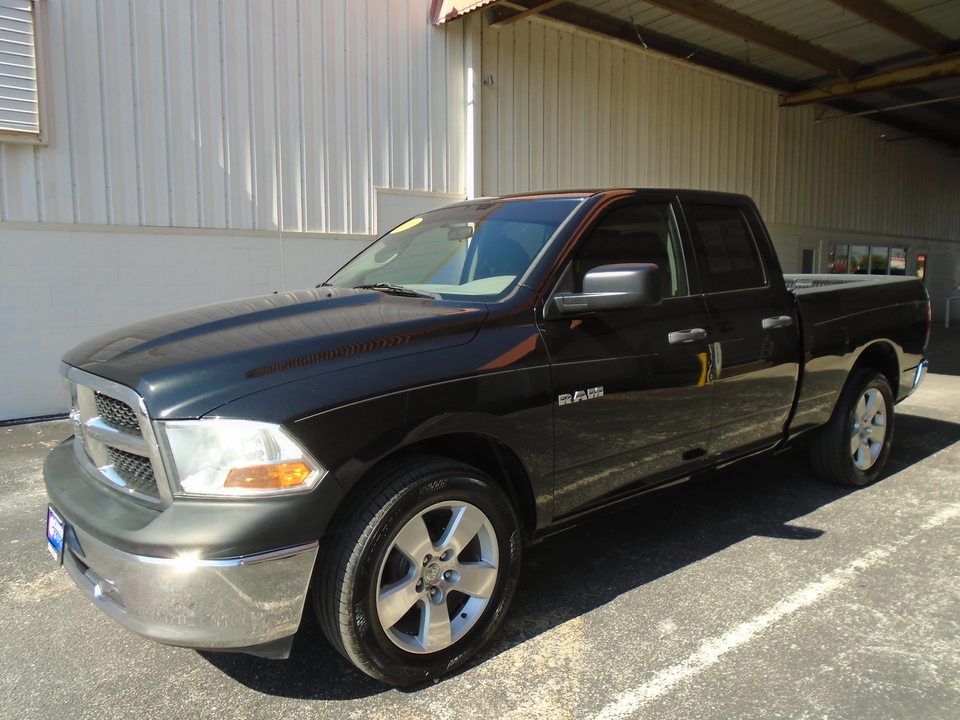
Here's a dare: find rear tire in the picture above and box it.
[315,457,521,685]
[809,370,895,487]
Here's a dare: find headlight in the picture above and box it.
[160,419,325,497]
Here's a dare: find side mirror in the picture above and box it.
[551,263,663,315]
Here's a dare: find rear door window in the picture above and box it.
[686,204,767,293]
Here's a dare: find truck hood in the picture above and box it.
[63,288,488,418]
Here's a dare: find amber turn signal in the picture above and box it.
[224,462,314,490]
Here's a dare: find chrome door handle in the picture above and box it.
[668,328,708,345]
[762,315,794,330]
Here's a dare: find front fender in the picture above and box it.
[291,368,554,513]
[207,320,556,531]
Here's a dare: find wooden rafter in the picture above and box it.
[490,0,568,27]
[782,52,960,106]
[826,0,953,56]
[638,0,861,78]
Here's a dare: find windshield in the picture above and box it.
[327,196,586,301]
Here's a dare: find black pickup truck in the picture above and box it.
[44,189,929,684]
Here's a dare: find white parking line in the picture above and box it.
[593,503,960,720]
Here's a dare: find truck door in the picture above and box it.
[539,199,714,518]
[681,200,800,460]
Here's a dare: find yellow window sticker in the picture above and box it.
[390,217,423,234]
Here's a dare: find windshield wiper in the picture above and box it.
[353,282,439,299]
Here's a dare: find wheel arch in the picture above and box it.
[850,340,901,398]
[337,431,541,545]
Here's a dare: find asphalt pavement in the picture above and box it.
[2,369,959,719]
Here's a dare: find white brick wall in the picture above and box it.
[0,225,370,420]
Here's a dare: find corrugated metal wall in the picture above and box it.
[479,19,780,217]
[478,17,960,242]
[0,0,466,234]
[775,105,960,241]
[7,3,957,240]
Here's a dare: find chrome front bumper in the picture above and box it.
[60,519,318,658]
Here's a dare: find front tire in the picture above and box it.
[809,370,895,487]
[315,457,521,685]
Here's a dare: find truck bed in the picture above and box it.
[784,273,919,293]
[785,273,928,437]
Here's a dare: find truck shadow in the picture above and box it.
[200,412,960,700]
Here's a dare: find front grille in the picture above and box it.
[64,366,167,504]
[106,446,158,496]
[95,392,142,436]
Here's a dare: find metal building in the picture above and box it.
[0,0,958,421]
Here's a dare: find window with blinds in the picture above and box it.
[0,0,40,139]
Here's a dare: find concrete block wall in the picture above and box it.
[0,225,369,421]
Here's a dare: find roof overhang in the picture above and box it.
[430,0,498,25]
